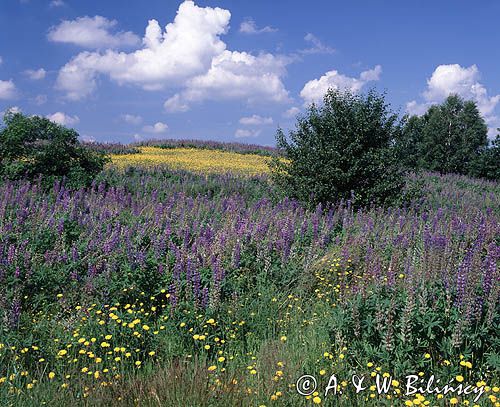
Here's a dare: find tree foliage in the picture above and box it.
[396,95,492,177]
[468,132,500,181]
[270,89,405,208]
[0,111,108,187]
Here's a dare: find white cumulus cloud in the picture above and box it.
[24,68,46,80]
[234,128,261,138]
[300,65,382,105]
[239,18,277,34]
[1,106,22,117]
[239,114,273,125]
[121,114,143,125]
[46,112,80,126]
[34,94,48,105]
[48,15,140,49]
[300,33,335,55]
[406,64,500,138]
[164,50,290,112]
[50,0,65,7]
[405,100,428,116]
[283,106,301,118]
[55,2,230,99]
[80,134,96,143]
[55,1,291,107]
[0,80,18,100]
[164,94,190,113]
[143,122,168,134]
[407,64,500,118]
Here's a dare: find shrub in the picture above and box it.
[270,89,405,208]
[0,111,108,187]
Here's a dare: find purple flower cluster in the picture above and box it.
[0,170,498,324]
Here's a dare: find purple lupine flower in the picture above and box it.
[233,242,241,268]
[168,282,178,309]
[201,287,209,309]
[9,299,21,329]
[7,245,15,265]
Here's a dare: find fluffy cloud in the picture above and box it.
[9,106,22,114]
[50,0,65,7]
[55,1,290,108]
[1,106,22,117]
[55,2,230,99]
[80,134,96,143]
[143,122,168,134]
[234,128,261,138]
[34,94,48,105]
[300,65,382,105]
[300,33,335,55]
[239,114,273,125]
[406,64,500,138]
[405,100,428,116]
[46,112,80,126]
[164,50,290,111]
[283,106,301,118]
[24,68,46,80]
[163,94,190,113]
[239,18,277,34]
[121,114,143,125]
[0,80,17,100]
[407,64,500,118]
[48,16,140,49]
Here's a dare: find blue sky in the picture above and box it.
[1,0,499,144]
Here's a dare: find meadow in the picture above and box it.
[109,147,272,175]
[0,145,498,406]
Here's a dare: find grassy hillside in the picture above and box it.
[0,148,498,406]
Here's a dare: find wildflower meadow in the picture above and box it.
[0,146,498,406]
[1,0,499,405]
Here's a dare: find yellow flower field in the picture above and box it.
[110,147,271,175]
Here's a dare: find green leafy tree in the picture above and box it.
[468,131,500,181]
[0,111,108,186]
[270,89,405,208]
[394,114,425,170]
[406,95,488,175]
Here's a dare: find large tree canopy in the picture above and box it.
[0,111,108,187]
[271,89,405,208]
[397,95,489,175]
